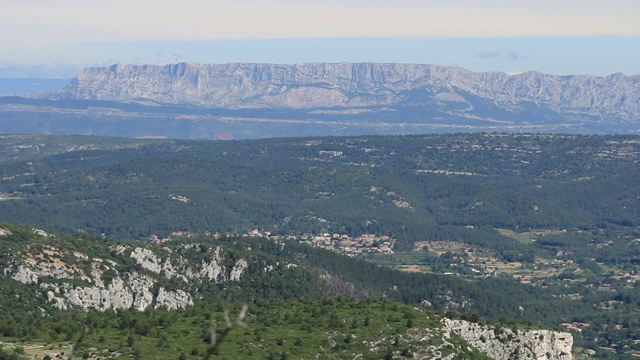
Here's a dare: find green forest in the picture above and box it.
[0,297,492,360]
[1,133,640,358]
[1,133,639,242]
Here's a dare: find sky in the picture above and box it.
[1,0,639,78]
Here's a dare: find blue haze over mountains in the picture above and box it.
[0,78,71,95]
[0,62,638,139]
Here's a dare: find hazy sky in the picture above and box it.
[1,0,639,78]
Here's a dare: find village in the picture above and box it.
[155,229,395,257]
[247,230,395,257]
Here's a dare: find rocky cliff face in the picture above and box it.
[48,62,640,121]
[4,229,248,311]
[442,318,573,360]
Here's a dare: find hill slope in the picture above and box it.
[0,222,574,359]
[3,133,640,356]
[1,133,639,244]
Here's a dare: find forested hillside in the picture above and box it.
[0,223,572,359]
[2,133,640,357]
[0,222,576,323]
[1,133,639,244]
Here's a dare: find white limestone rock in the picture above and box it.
[155,288,193,310]
[12,265,40,284]
[229,259,248,281]
[60,284,111,311]
[6,242,244,312]
[129,273,155,311]
[442,318,573,360]
[32,228,50,237]
[12,257,90,285]
[190,247,225,282]
[48,63,640,122]
[130,247,163,273]
[108,277,134,310]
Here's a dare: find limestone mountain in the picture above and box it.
[0,62,635,138]
[47,62,639,122]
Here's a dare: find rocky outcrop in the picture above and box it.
[442,318,573,360]
[47,62,640,121]
[155,287,193,310]
[43,273,154,311]
[6,243,247,311]
[230,259,248,281]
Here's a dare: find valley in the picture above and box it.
[1,133,640,358]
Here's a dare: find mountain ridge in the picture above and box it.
[44,62,640,122]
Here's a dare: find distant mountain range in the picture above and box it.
[0,62,638,138]
[48,63,640,120]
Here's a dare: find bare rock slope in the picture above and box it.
[49,62,640,122]
[442,318,573,360]
[4,229,248,312]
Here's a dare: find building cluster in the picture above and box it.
[152,229,395,257]
[297,232,394,256]
[248,230,395,257]
[561,322,590,332]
